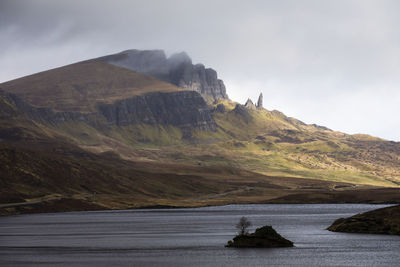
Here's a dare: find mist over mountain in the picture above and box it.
[99,49,228,102]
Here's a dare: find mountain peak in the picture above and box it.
[0,60,183,113]
[167,51,192,66]
[99,49,228,102]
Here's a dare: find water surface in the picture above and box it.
[0,204,399,266]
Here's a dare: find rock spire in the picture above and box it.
[244,99,256,110]
[257,93,263,109]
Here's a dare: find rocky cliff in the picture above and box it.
[0,90,89,125]
[0,89,216,143]
[98,91,216,133]
[98,49,229,102]
[0,60,217,138]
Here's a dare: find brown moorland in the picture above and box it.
[0,60,183,113]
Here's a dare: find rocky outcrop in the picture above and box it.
[0,90,90,125]
[167,52,227,102]
[328,205,400,235]
[98,91,217,133]
[226,225,294,248]
[243,94,263,110]
[0,89,217,138]
[257,93,263,109]
[244,99,256,110]
[98,49,229,102]
[214,103,226,113]
[231,104,253,123]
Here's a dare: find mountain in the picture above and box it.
[0,60,216,136]
[1,49,400,215]
[0,60,183,113]
[98,49,228,102]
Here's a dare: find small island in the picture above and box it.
[328,205,400,235]
[226,217,294,248]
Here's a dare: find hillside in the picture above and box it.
[0,60,183,113]
[328,205,400,235]
[3,138,400,216]
[192,101,400,186]
[1,50,400,215]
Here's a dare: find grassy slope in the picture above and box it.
[0,60,183,113]
[2,89,398,214]
[3,139,400,217]
[211,102,400,186]
[4,91,374,214]
[28,97,400,188]
[110,101,398,187]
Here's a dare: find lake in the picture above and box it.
[0,204,399,266]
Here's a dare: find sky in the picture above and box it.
[1,0,400,141]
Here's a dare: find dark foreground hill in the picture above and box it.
[328,205,400,235]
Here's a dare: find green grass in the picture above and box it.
[14,97,400,189]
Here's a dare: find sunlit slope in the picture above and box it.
[160,101,400,187]
[4,92,379,211]
[52,96,400,187]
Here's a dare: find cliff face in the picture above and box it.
[99,49,228,102]
[0,89,216,140]
[0,59,217,139]
[1,91,85,124]
[98,91,216,132]
[167,52,228,101]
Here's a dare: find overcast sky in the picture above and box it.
[1,0,400,141]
